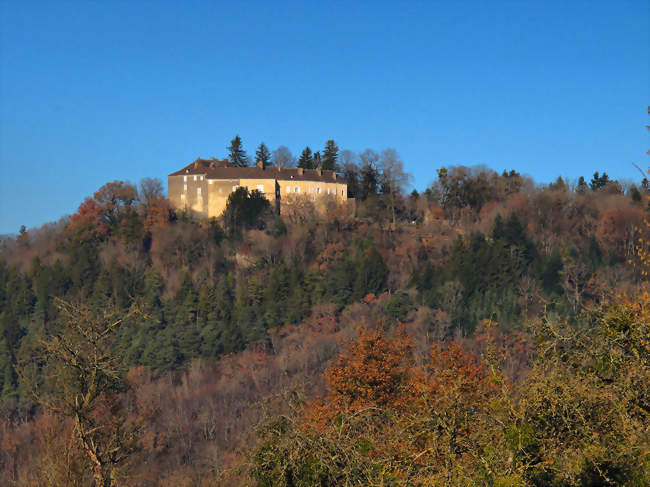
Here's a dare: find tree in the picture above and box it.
[342,162,360,199]
[255,142,271,169]
[222,187,271,236]
[137,178,164,207]
[271,146,295,168]
[93,181,138,230]
[19,299,142,486]
[227,135,249,167]
[312,151,321,169]
[379,148,411,226]
[590,171,611,191]
[321,139,339,171]
[297,146,315,169]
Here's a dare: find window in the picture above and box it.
[309,187,314,193]
[199,175,203,181]
[311,195,315,201]
[209,180,213,185]
[342,190,345,197]
[257,184,264,192]
[316,187,321,194]
[294,186,300,193]
[184,184,187,191]
[327,188,331,195]
[193,175,197,181]
[232,185,239,192]
[197,187,201,196]
[286,186,290,193]
[180,193,185,199]
[183,175,187,182]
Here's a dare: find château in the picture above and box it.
[168,158,349,218]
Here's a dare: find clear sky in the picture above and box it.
[0,0,648,234]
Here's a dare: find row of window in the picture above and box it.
[285,186,344,196]
[181,181,345,200]
[184,175,204,182]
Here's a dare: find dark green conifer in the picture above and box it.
[227,135,250,167]
[255,142,271,169]
[322,139,339,171]
[298,147,315,169]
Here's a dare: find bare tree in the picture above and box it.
[379,148,412,227]
[272,146,296,168]
[138,177,164,207]
[19,299,142,487]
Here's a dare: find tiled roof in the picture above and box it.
[169,158,344,183]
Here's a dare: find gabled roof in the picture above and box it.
[169,158,345,183]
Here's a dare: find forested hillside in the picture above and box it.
[0,161,648,486]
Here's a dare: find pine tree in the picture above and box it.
[313,151,321,169]
[227,135,249,167]
[298,147,314,169]
[322,140,339,171]
[255,142,271,169]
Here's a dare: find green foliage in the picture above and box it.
[384,291,413,322]
[321,139,339,171]
[255,142,271,169]
[297,146,315,169]
[227,134,250,167]
[223,187,271,237]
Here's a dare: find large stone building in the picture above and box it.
[168,158,349,218]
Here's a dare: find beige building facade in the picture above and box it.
[168,158,349,219]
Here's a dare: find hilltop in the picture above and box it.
[0,163,648,485]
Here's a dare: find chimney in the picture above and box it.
[317,167,322,176]
[298,167,303,176]
[257,159,264,169]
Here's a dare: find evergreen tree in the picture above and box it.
[576,176,588,194]
[255,142,271,169]
[298,147,315,169]
[359,163,379,201]
[590,171,611,191]
[313,151,321,169]
[227,135,250,167]
[322,139,339,171]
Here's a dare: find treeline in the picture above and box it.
[0,160,648,485]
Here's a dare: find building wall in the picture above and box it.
[169,174,348,219]
[169,173,209,217]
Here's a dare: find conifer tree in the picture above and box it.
[298,147,314,169]
[313,151,321,169]
[255,142,271,169]
[322,139,339,171]
[227,135,249,167]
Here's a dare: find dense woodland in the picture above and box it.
[0,141,648,486]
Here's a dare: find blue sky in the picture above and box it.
[0,0,648,234]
